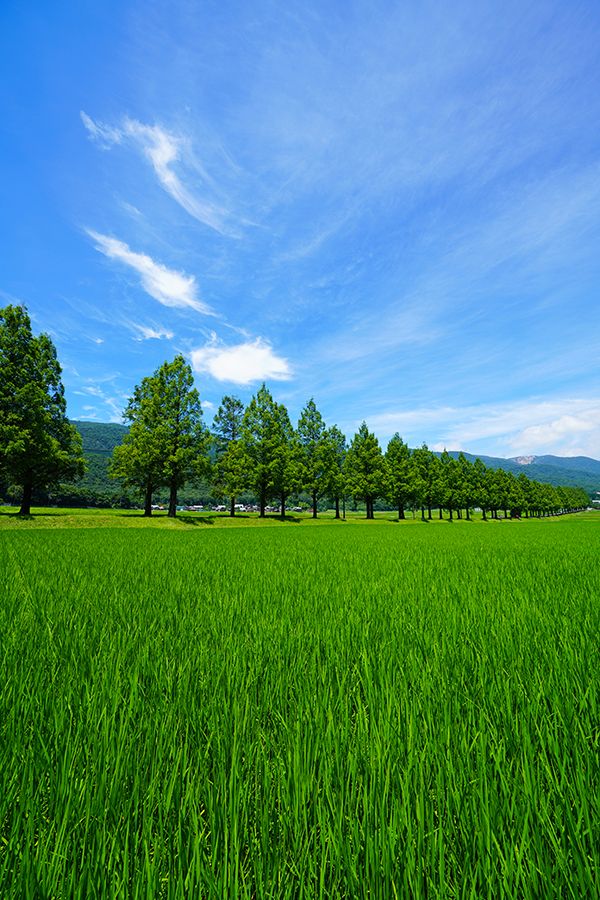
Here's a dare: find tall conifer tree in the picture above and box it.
[0,305,84,515]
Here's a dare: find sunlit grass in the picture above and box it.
[1,517,598,897]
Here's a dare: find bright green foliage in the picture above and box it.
[213,440,248,514]
[410,443,437,518]
[344,422,384,518]
[154,357,210,516]
[297,398,330,517]
[212,395,245,452]
[270,402,301,517]
[1,519,598,897]
[111,356,209,518]
[109,375,165,516]
[385,433,411,519]
[212,395,246,515]
[438,450,461,518]
[0,304,84,514]
[241,384,294,516]
[321,425,347,517]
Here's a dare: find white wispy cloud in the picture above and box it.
[87,230,212,314]
[80,111,123,147]
[75,384,125,422]
[366,397,600,458]
[190,335,292,384]
[81,112,231,234]
[127,321,175,341]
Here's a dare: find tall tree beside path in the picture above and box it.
[271,402,300,519]
[109,374,166,516]
[323,425,347,519]
[344,422,384,519]
[212,395,246,516]
[0,304,85,515]
[385,433,411,520]
[410,443,434,520]
[212,396,245,453]
[111,356,210,518]
[155,356,210,517]
[241,384,299,518]
[297,398,328,518]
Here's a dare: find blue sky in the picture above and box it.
[2,0,600,457]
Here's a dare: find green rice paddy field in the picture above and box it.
[1,511,599,898]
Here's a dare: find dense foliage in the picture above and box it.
[0,322,592,516]
[106,376,588,518]
[0,305,84,514]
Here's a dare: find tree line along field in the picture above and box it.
[1,514,598,898]
[0,306,591,519]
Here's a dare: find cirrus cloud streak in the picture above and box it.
[87,230,212,315]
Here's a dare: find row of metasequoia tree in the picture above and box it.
[108,355,589,519]
[0,306,590,517]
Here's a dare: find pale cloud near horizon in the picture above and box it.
[87,230,212,315]
[81,112,232,234]
[366,397,600,459]
[190,336,292,385]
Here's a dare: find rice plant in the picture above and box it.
[0,517,598,897]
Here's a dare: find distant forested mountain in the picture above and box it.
[444,451,600,495]
[75,421,129,455]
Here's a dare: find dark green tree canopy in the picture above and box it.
[212,395,245,455]
[0,304,84,514]
[110,355,210,517]
[241,384,292,516]
[344,422,384,518]
[297,398,329,516]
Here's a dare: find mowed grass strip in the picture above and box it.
[0,520,598,898]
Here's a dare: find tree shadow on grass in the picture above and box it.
[265,514,302,524]
[1,511,65,519]
[115,512,216,525]
[176,515,216,526]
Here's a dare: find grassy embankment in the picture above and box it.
[1,513,598,897]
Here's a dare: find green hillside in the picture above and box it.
[446,451,600,495]
[71,421,128,495]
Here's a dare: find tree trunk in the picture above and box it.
[19,480,33,516]
[230,496,235,517]
[439,508,443,519]
[399,503,405,520]
[312,491,317,518]
[281,492,286,519]
[457,508,462,519]
[421,506,426,521]
[168,480,177,517]
[335,497,340,519]
[427,505,432,520]
[465,507,470,520]
[144,480,153,517]
[259,492,266,518]
[449,507,453,521]
[482,508,487,520]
